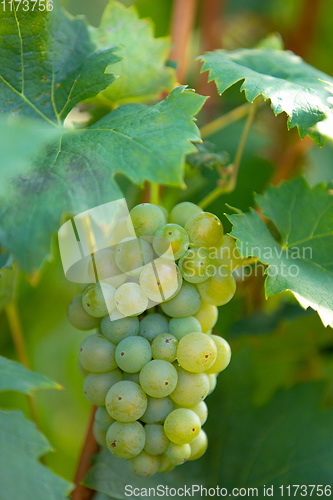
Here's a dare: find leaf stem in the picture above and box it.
[200,102,252,139]
[149,182,160,206]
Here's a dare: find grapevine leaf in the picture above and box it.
[186,141,229,170]
[199,48,333,145]
[0,87,206,272]
[90,0,175,105]
[0,409,72,500]
[0,263,18,310]
[0,355,61,394]
[227,177,333,327]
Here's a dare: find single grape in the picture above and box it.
[177,332,217,373]
[83,369,123,406]
[115,237,153,276]
[164,408,201,445]
[189,401,208,425]
[185,212,223,248]
[129,203,166,237]
[208,373,217,394]
[170,366,209,407]
[115,336,152,373]
[205,335,231,374]
[115,282,148,316]
[141,396,174,424]
[93,421,107,448]
[153,224,189,260]
[165,442,191,465]
[197,268,236,306]
[188,429,208,461]
[139,258,182,303]
[106,421,145,459]
[123,372,140,384]
[95,406,115,431]
[128,450,160,477]
[157,205,169,220]
[209,234,243,270]
[78,358,90,378]
[100,316,139,344]
[105,381,147,422]
[152,334,178,363]
[161,283,201,318]
[168,316,202,341]
[169,202,202,228]
[87,248,126,288]
[139,360,178,398]
[158,454,175,473]
[78,334,117,373]
[139,313,169,342]
[194,300,218,333]
[82,283,116,318]
[179,247,213,284]
[144,424,169,455]
[67,294,100,330]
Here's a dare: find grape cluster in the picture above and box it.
[68,202,239,477]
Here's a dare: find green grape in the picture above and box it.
[144,424,169,455]
[141,396,174,424]
[100,316,139,344]
[83,369,122,406]
[128,450,160,477]
[115,336,152,373]
[88,248,126,288]
[129,203,166,237]
[185,212,223,248]
[197,268,236,306]
[208,373,217,394]
[161,283,201,318]
[168,316,202,341]
[106,421,145,459]
[139,313,169,342]
[105,381,147,422]
[78,358,90,378]
[170,366,209,407]
[123,372,140,384]
[188,429,208,461]
[153,224,189,260]
[169,202,202,228]
[179,247,213,284]
[158,454,175,473]
[152,334,178,363]
[165,442,191,465]
[139,259,182,302]
[189,401,208,425]
[82,283,116,318]
[157,205,169,220]
[194,300,218,333]
[93,421,107,448]
[209,234,243,270]
[177,332,217,373]
[95,406,115,431]
[115,237,153,276]
[68,294,100,331]
[164,408,201,444]
[115,282,148,317]
[139,360,178,398]
[206,335,231,374]
[78,334,117,373]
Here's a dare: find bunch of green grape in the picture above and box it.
[68,202,241,477]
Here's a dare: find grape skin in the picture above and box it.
[105,381,147,422]
[189,401,208,425]
[169,202,202,228]
[115,282,148,316]
[141,396,174,424]
[194,300,218,333]
[139,313,169,342]
[128,450,160,477]
[115,237,153,276]
[164,408,201,444]
[151,334,178,363]
[78,334,117,373]
[87,248,126,288]
[101,316,139,344]
[93,421,107,448]
[197,269,236,306]
[205,335,231,374]
[139,258,182,302]
[185,212,223,248]
[208,373,217,394]
[188,429,208,461]
[168,316,202,341]
[179,247,213,284]
[170,366,210,407]
[82,283,116,318]
[83,369,122,406]
[95,406,115,431]
[106,421,145,459]
[176,332,217,373]
[144,424,169,455]
[129,203,166,236]
[139,360,178,398]
[154,223,189,260]
[165,442,191,466]
[115,336,152,373]
[161,282,201,318]
[68,294,100,330]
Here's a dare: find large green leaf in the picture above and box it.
[227,177,333,327]
[199,48,333,145]
[91,0,175,105]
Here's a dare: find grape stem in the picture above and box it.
[149,182,160,205]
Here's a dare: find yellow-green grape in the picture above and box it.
[141,397,174,424]
[197,268,236,306]
[177,333,217,373]
[189,401,208,425]
[194,300,218,333]
[105,381,147,422]
[93,421,107,448]
[210,234,243,270]
[158,454,175,473]
[157,205,169,220]
[82,283,116,318]
[123,372,140,384]
[95,406,115,431]
[169,202,203,228]
[88,248,126,288]
[83,369,122,406]
[170,366,210,407]
[115,282,148,316]
[161,283,201,318]
[188,429,208,461]
[139,313,169,342]
[168,316,202,341]
[152,334,178,363]
[139,258,182,302]
[115,237,153,276]
[115,336,152,373]
[164,408,201,444]
[129,203,166,237]
[106,421,145,459]
[179,248,213,284]
[153,224,189,260]
[78,334,117,373]
[185,212,223,248]
[100,316,139,344]
[206,335,231,375]
[128,450,160,477]
[139,360,178,398]
[165,442,191,466]
[68,294,101,330]
[208,373,217,394]
[78,358,90,378]
[144,424,169,455]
